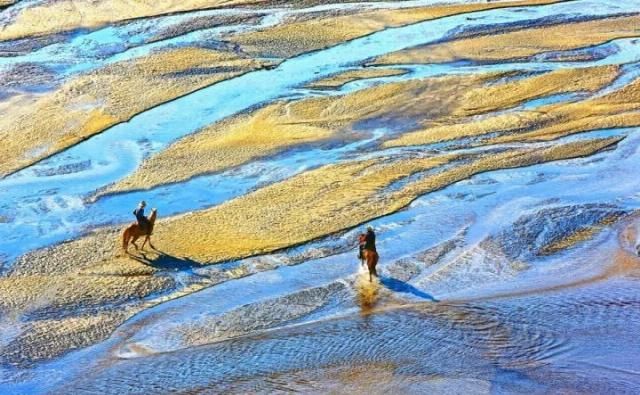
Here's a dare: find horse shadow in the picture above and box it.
[380,277,439,302]
[128,248,202,271]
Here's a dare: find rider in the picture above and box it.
[364,225,376,253]
[133,200,150,233]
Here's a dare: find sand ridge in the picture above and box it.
[375,14,640,65]
[0,47,274,178]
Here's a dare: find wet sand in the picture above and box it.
[0,47,273,178]
[99,72,501,194]
[306,67,408,89]
[375,14,640,65]
[227,0,563,58]
[2,0,640,392]
[385,67,640,148]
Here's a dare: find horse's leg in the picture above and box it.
[372,253,379,277]
[122,229,130,251]
[141,235,148,250]
[131,234,140,250]
[148,238,156,250]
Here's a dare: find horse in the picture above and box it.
[122,208,157,252]
[363,249,379,282]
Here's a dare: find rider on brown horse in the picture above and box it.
[123,201,157,251]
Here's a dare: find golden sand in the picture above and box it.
[227,0,563,58]
[540,213,623,255]
[0,0,562,42]
[0,309,133,365]
[0,47,273,178]
[384,66,635,148]
[22,137,618,270]
[0,248,175,364]
[306,68,408,89]
[102,63,625,195]
[0,0,266,41]
[0,270,173,314]
[97,101,334,196]
[98,72,501,195]
[452,65,619,117]
[376,15,640,65]
[489,77,640,144]
[145,137,620,263]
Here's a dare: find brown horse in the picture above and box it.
[363,249,379,282]
[122,208,157,252]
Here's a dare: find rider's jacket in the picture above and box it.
[364,230,376,252]
[133,207,146,223]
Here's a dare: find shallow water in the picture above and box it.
[1,0,640,392]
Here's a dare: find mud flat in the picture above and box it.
[386,73,640,148]
[0,47,273,178]
[225,0,563,59]
[375,14,640,65]
[0,253,174,365]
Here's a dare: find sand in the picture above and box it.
[101,137,621,265]
[306,68,408,90]
[375,14,640,65]
[0,47,273,178]
[384,66,639,148]
[226,0,563,59]
[98,72,502,195]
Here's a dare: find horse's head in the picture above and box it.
[148,208,158,223]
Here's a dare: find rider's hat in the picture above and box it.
[367,225,374,231]
[139,200,147,207]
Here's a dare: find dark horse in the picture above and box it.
[122,208,157,252]
[363,249,379,282]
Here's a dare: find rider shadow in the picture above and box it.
[129,249,201,271]
[380,277,439,302]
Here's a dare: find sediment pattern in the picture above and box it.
[375,14,640,65]
[2,0,640,392]
[0,48,273,178]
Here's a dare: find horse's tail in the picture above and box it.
[122,227,130,250]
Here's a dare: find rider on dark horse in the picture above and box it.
[358,226,377,260]
[364,226,376,254]
[358,226,378,280]
[133,200,150,233]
